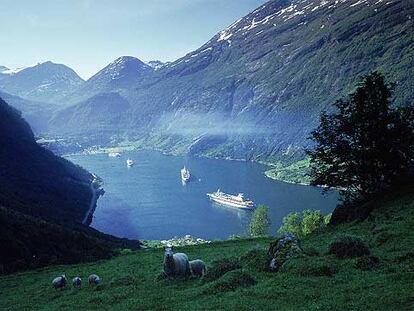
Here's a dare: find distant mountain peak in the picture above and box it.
[0,61,84,103]
[87,56,151,83]
[146,60,166,70]
[0,65,9,73]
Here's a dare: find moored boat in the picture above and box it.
[207,189,255,209]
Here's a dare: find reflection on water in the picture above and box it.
[67,150,338,240]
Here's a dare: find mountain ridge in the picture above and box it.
[0,61,84,104]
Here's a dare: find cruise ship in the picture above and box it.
[108,152,121,157]
[181,166,191,182]
[207,189,255,209]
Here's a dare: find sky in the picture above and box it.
[0,0,267,79]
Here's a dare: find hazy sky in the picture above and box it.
[0,0,267,79]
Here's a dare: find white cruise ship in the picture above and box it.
[181,166,191,182]
[207,189,255,209]
[108,152,121,157]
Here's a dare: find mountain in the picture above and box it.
[146,60,167,70]
[0,90,56,133]
[50,92,131,144]
[49,0,414,161]
[0,96,138,273]
[63,56,152,105]
[0,61,84,103]
[0,96,93,222]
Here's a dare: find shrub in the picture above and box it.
[328,235,370,259]
[278,212,303,238]
[279,209,327,239]
[302,210,325,236]
[240,249,269,271]
[249,205,271,237]
[204,270,256,294]
[203,257,241,283]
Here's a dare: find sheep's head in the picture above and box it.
[164,247,173,260]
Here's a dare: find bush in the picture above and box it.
[328,235,370,259]
[204,270,256,294]
[203,257,241,283]
[249,205,271,237]
[240,249,269,271]
[279,209,326,239]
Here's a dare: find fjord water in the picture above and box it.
[67,150,338,240]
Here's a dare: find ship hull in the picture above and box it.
[207,194,254,209]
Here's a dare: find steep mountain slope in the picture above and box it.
[63,56,153,105]
[50,0,414,161]
[0,97,92,222]
[0,97,138,273]
[0,61,84,103]
[50,92,131,144]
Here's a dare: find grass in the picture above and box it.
[1,187,414,310]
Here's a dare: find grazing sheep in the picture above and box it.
[52,274,67,290]
[72,276,82,288]
[163,247,191,279]
[189,259,206,278]
[88,274,101,285]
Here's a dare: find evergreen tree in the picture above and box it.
[308,72,414,203]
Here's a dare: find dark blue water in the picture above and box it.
[66,150,338,240]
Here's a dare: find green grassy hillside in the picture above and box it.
[1,186,413,310]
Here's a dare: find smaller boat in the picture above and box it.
[126,159,134,167]
[181,166,191,182]
[108,152,121,158]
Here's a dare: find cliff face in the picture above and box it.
[49,0,414,161]
[0,97,92,222]
[0,97,139,274]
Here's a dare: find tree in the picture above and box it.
[249,205,271,237]
[278,212,303,238]
[308,72,414,203]
[278,210,326,239]
[302,210,324,236]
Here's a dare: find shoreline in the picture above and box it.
[82,174,105,225]
[64,146,313,187]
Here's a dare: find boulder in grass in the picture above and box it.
[267,233,304,271]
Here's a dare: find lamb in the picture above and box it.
[72,276,82,288]
[88,274,101,285]
[52,274,67,290]
[189,259,206,278]
[163,247,191,279]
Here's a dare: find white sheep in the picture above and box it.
[52,274,67,290]
[72,276,82,288]
[189,259,207,278]
[88,274,101,285]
